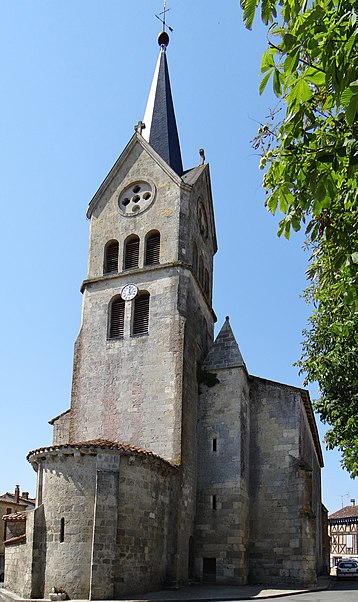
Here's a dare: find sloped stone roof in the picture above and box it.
[204,316,246,371]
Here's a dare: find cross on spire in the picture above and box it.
[155,0,173,33]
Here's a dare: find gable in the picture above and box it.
[87,133,183,219]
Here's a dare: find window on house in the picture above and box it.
[132,292,150,336]
[145,231,160,265]
[6,508,12,514]
[108,296,125,339]
[104,240,119,274]
[124,235,139,270]
[60,517,65,543]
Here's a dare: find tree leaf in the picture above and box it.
[242,0,259,30]
[346,93,358,126]
[273,68,282,97]
[259,69,273,95]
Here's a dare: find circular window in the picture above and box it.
[118,181,155,216]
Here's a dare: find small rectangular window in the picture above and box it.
[60,517,65,543]
[212,438,217,452]
[212,495,217,510]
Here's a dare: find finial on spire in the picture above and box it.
[158,31,170,48]
[199,148,205,165]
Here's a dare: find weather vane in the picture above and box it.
[155,0,173,33]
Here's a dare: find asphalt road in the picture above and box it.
[258,578,358,602]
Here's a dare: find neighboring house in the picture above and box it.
[0,486,35,580]
[329,499,358,565]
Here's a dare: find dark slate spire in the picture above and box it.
[142,33,183,176]
[204,316,246,371]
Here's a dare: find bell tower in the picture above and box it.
[50,32,217,465]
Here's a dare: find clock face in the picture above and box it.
[121,283,138,301]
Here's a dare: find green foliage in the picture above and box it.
[197,366,220,394]
[242,0,358,475]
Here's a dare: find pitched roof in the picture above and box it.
[142,40,183,176]
[329,505,358,521]
[3,511,28,522]
[0,493,35,507]
[204,316,246,371]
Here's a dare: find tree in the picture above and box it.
[240,0,358,475]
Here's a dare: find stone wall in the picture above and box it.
[51,410,70,445]
[3,507,43,598]
[4,519,26,541]
[114,455,177,596]
[196,366,250,584]
[39,451,96,599]
[248,377,321,586]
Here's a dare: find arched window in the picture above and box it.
[192,243,198,274]
[198,256,204,286]
[124,235,139,270]
[145,231,160,265]
[108,296,125,339]
[104,240,119,274]
[132,292,150,336]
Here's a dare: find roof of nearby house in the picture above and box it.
[0,493,35,507]
[329,505,358,521]
[2,511,28,522]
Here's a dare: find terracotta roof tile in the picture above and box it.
[27,438,178,469]
[329,505,358,520]
[3,511,28,521]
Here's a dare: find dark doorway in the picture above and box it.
[203,557,216,582]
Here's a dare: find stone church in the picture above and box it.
[3,31,326,600]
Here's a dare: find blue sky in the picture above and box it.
[0,1,355,512]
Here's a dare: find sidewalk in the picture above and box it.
[117,576,334,601]
[0,576,334,602]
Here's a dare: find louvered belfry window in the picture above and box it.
[132,292,150,336]
[109,297,125,339]
[145,231,160,265]
[124,235,139,270]
[104,240,119,274]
